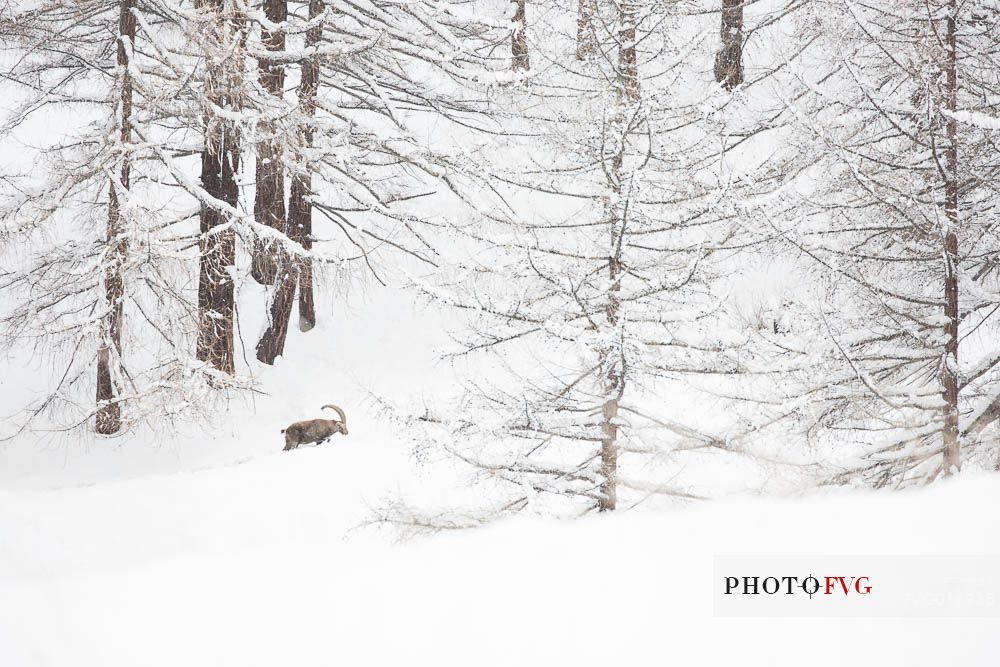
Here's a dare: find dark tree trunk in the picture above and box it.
[292,0,322,333]
[714,0,744,90]
[511,0,529,71]
[291,175,315,332]
[197,0,240,375]
[250,0,287,285]
[257,0,321,359]
[941,1,960,474]
[96,0,135,435]
[255,253,298,364]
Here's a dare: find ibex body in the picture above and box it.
[282,405,348,451]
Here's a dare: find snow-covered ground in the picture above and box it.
[3,453,999,665]
[1,288,998,666]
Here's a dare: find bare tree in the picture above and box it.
[750,0,1000,484]
[385,0,759,523]
[251,0,289,286]
[257,0,492,361]
[96,0,137,434]
[255,0,297,364]
[0,0,251,435]
[196,0,245,376]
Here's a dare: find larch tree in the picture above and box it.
[257,0,322,363]
[291,0,322,334]
[256,0,501,362]
[0,0,247,435]
[97,0,137,434]
[195,0,245,376]
[251,0,288,286]
[381,0,770,526]
[750,0,1000,484]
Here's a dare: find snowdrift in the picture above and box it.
[2,448,998,666]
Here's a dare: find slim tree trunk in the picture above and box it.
[511,0,529,71]
[197,0,240,375]
[576,0,595,60]
[599,253,622,512]
[714,0,744,90]
[96,0,135,435]
[597,0,642,511]
[291,176,316,332]
[251,0,287,285]
[619,0,639,103]
[941,1,960,474]
[292,0,322,333]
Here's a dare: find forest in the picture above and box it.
[2,1,999,664]
[3,0,999,513]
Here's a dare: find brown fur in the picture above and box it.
[281,404,348,451]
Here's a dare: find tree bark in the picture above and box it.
[511,0,529,71]
[96,0,135,435]
[597,0,642,511]
[197,0,240,375]
[599,254,622,512]
[576,0,595,60]
[714,0,744,90]
[619,0,639,103]
[292,0,322,333]
[255,253,298,364]
[291,175,315,332]
[251,0,287,285]
[941,0,960,474]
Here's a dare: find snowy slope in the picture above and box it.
[2,455,999,666]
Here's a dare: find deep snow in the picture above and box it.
[2,452,999,665]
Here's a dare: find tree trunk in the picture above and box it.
[252,0,297,364]
[250,0,287,285]
[599,256,622,512]
[511,0,529,71]
[598,0,642,511]
[255,253,298,364]
[619,0,639,103]
[714,0,744,90]
[197,0,240,375]
[576,0,595,60]
[599,396,619,511]
[292,0,322,333]
[941,1,960,474]
[96,0,135,435]
[291,175,315,332]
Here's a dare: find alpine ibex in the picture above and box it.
[281,405,348,451]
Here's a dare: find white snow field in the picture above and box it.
[1,289,999,667]
[2,459,1000,666]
